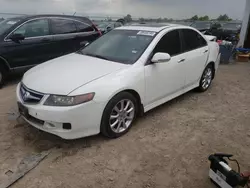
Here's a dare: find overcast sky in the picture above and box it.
[0,0,247,19]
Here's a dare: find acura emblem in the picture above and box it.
[23,91,30,101]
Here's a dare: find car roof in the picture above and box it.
[116,23,188,32]
[7,14,91,22]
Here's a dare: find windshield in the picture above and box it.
[0,18,20,35]
[222,23,241,30]
[191,22,211,29]
[79,30,155,64]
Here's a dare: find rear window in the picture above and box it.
[181,29,207,52]
[51,18,77,34]
[75,21,94,32]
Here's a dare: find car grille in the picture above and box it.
[20,84,44,104]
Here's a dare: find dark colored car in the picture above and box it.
[190,21,221,35]
[0,15,102,87]
[190,21,212,32]
[96,22,123,34]
[219,22,241,41]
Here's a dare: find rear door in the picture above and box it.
[74,20,99,50]
[2,18,53,68]
[180,29,209,88]
[50,18,79,56]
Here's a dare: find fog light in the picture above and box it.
[63,123,71,130]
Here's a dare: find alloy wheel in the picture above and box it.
[109,99,135,134]
[201,67,212,90]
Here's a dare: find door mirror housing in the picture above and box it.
[9,33,25,42]
[151,52,171,63]
[106,27,112,32]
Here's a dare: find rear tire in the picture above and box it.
[197,64,214,92]
[100,92,138,138]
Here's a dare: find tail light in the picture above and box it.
[91,23,102,36]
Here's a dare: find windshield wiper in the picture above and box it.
[84,53,109,60]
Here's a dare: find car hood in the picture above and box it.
[22,53,129,95]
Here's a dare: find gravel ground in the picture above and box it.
[0,63,250,188]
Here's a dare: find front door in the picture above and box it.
[2,18,53,68]
[144,29,185,107]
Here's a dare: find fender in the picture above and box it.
[0,56,11,70]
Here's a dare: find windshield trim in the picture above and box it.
[78,29,158,65]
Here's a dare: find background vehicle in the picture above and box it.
[216,22,242,42]
[17,24,220,140]
[190,21,213,32]
[96,21,123,34]
[0,14,102,87]
[190,21,221,35]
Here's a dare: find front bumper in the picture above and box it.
[16,83,104,139]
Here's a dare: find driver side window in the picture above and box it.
[12,19,49,38]
[153,30,181,56]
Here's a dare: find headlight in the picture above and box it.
[44,93,95,106]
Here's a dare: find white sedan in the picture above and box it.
[17,24,220,139]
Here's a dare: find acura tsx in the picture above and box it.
[17,24,220,139]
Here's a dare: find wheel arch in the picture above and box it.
[105,89,144,116]
[0,56,11,72]
[206,61,215,79]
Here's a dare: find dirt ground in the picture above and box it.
[0,63,250,188]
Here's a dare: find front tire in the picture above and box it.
[197,64,214,92]
[100,92,138,138]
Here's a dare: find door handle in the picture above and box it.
[178,59,185,63]
[204,49,209,53]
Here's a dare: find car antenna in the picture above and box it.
[73,12,76,16]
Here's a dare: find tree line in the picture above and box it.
[190,14,232,21]
[123,14,233,23]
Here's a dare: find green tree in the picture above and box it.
[217,14,232,21]
[124,14,132,22]
[199,15,209,21]
[190,15,199,21]
[139,18,145,22]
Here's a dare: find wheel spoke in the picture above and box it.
[124,100,131,111]
[116,121,122,132]
[202,81,207,88]
[110,114,119,119]
[125,115,133,120]
[110,119,119,128]
[126,107,134,113]
[114,106,120,113]
[122,120,128,129]
[120,100,125,111]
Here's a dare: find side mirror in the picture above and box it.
[151,52,171,63]
[9,33,25,42]
[80,41,89,47]
[107,27,112,32]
